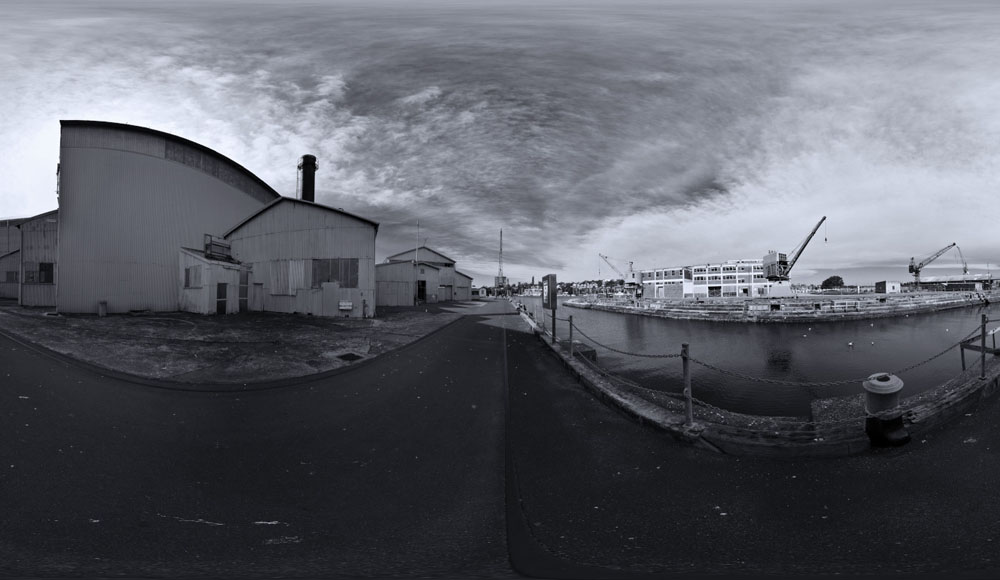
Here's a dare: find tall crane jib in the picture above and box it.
[909,242,965,286]
[763,216,827,282]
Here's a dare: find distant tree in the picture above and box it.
[821,275,845,289]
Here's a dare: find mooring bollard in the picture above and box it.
[682,343,693,425]
[863,373,910,447]
[981,314,988,380]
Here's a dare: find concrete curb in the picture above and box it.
[515,307,721,453]
[0,312,472,393]
[516,306,1000,458]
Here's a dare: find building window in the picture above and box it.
[270,259,305,295]
[23,262,55,284]
[420,268,426,274]
[184,265,202,288]
[312,258,359,289]
[4,271,16,283]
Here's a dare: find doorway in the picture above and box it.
[216,283,227,315]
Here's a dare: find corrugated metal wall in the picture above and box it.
[57,125,271,313]
[0,251,19,299]
[0,223,20,256]
[177,251,242,315]
[20,212,58,307]
[455,277,472,301]
[227,200,377,318]
[375,281,413,306]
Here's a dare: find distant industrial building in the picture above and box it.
[375,246,473,306]
[19,209,59,307]
[914,274,993,292]
[641,259,772,299]
[876,281,901,294]
[376,260,442,306]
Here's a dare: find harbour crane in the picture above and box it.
[909,242,967,287]
[599,253,640,295]
[763,216,827,282]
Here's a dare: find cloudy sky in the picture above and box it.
[2,0,998,286]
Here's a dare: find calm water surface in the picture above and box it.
[517,296,999,417]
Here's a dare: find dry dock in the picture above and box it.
[566,291,994,323]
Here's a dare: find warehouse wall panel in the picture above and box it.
[57,122,277,313]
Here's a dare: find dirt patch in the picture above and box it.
[0,301,473,384]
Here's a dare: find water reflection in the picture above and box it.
[518,296,998,417]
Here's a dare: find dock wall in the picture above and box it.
[517,300,1000,458]
[567,291,994,323]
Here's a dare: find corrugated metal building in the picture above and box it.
[56,120,279,314]
[383,247,465,302]
[224,197,378,318]
[0,218,25,256]
[178,247,245,315]
[0,249,20,299]
[20,209,59,307]
[455,271,473,301]
[375,261,442,306]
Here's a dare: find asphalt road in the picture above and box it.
[3,301,1000,579]
[1,302,514,578]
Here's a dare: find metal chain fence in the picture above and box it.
[527,306,997,432]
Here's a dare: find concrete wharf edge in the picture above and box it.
[516,306,1000,458]
[567,290,996,324]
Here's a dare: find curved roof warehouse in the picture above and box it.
[53,120,378,317]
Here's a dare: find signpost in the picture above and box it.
[542,273,557,344]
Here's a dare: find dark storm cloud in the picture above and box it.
[4,0,1000,284]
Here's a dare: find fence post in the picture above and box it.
[568,315,574,358]
[682,343,693,425]
[981,314,988,380]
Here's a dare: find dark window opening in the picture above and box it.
[312,258,359,289]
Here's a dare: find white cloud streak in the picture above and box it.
[1,0,999,286]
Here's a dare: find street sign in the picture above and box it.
[542,274,556,310]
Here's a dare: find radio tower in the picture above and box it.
[495,229,507,296]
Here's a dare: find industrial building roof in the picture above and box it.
[920,274,994,282]
[61,120,282,202]
[385,246,456,265]
[20,209,59,223]
[376,261,441,270]
[222,197,379,239]
[456,271,473,280]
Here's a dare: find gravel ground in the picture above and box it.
[0,300,487,384]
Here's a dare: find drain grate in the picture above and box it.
[337,352,363,362]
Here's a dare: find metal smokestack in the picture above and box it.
[298,154,318,202]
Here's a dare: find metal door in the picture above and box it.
[216,283,227,315]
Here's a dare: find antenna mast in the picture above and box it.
[495,229,507,296]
